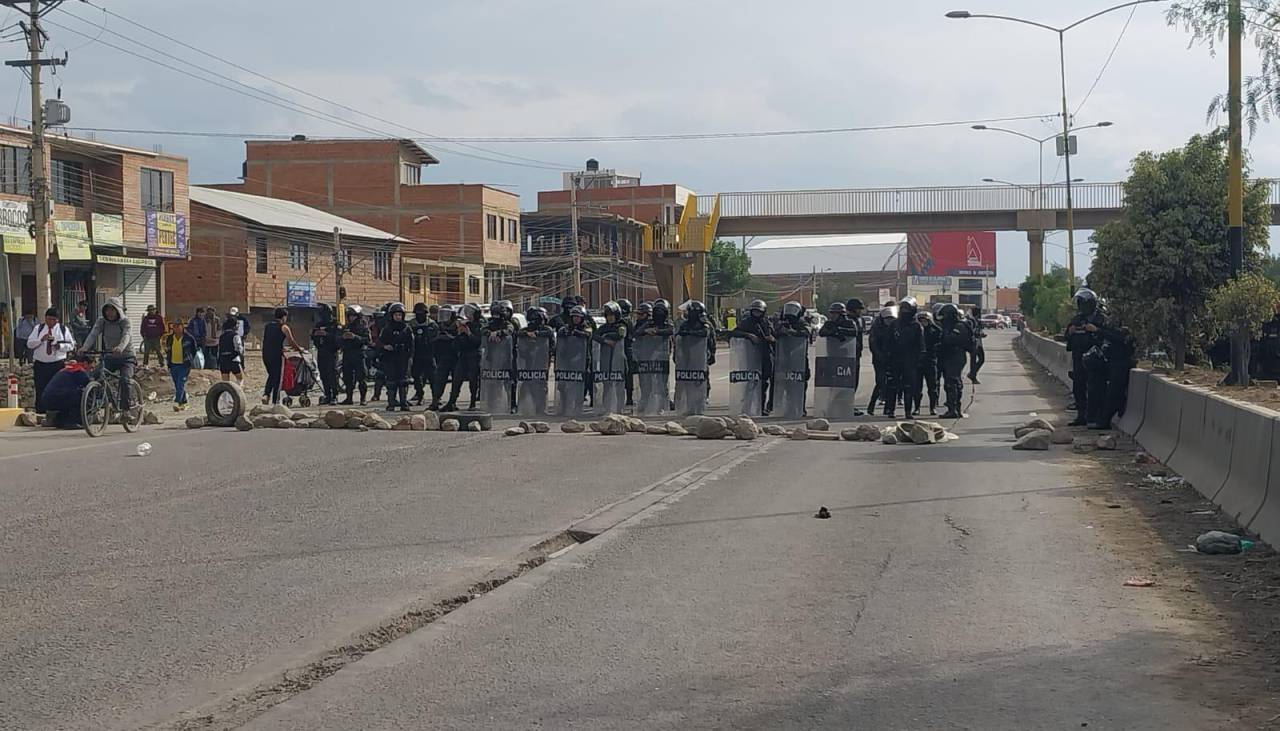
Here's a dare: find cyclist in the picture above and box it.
[81,297,136,414]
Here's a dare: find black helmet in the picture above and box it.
[637,301,653,315]
[846,298,864,313]
[460,303,482,320]
[1074,288,1098,314]
[569,305,587,320]
[654,298,671,312]
[685,300,706,317]
[618,298,633,315]
[748,299,767,315]
[561,296,576,311]
[937,303,959,322]
[527,306,547,325]
[898,297,918,318]
[489,301,505,319]
[828,301,846,316]
[917,310,934,322]
[413,302,428,315]
[782,301,803,319]
[387,302,406,318]
[317,302,333,320]
[499,299,514,318]
[602,301,622,321]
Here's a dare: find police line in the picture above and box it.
[1018,331,1280,548]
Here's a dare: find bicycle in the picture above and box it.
[79,351,145,437]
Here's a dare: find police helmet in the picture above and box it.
[937,303,959,322]
[636,301,653,315]
[685,300,707,318]
[460,303,482,320]
[617,298,633,315]
[317,302,334,319]
[569,305,587,320]
[898,297,918,318]
[387,302,406,319]
[602,301,622,320]
[499,299,514,318]
[878,305,899,320]
[828,301,847,316]
[413,302,428,315]
[1074,288,1098,314]
[437,305,456,324]
[561,296,576,311]
[846,298,864,313]
[917,310,934,322]
[349,304,363,316]
[489,301,505,319]
[748,299,767,315]
[527,306,547,325]
[653,298,671,313]
[782,301,803,319]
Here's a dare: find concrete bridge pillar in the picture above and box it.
[1027,230,1045,278]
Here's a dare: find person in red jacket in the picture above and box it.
[139,305,166,366]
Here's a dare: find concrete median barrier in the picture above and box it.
[1116,369,1149,436]
[1135,376,1183,464]
[1248,416,1280,546]
[1168,390,1231,500]
[1216,402,1275,528]
[1018,331,1072,388]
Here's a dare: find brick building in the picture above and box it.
[165,186,405,338]
[224,137,516,303]
[517,210,652,312]
[535,160,693,228]
[0,124,188,335]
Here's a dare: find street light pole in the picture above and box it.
[949,0,1168,284]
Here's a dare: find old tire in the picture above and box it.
[205,381,245,427]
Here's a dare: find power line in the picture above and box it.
[1073,4,1137,118]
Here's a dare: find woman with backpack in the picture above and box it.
[26,307,75,413]
[217,316,245,385]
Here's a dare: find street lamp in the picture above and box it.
[971,122,1113,210]
[947,0,1166,284]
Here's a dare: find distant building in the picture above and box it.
[519,210,653,312]
[996,287,1020,313]
[537,159,693,228]
[223,136,517,303]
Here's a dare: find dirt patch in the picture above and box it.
[1141,361,1280,414]
[1017,344,1280,726]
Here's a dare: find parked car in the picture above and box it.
[980,313,1005,329]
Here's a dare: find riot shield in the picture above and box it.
[728,337,764,417]
[593,339,628,415]
[673,334,709,416]
[772,335,809,419]
[813,336,859,419]
[516,335,551,416]
[479,336,514,414]
[554,335,588,417]
[633,335,670,416]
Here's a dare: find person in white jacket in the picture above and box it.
[27,307,75,414]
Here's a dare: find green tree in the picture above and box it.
[706,240,752,296]
[1168,2,1280,133]
[1019,264,1073,331]
[1263,253,1280,288]
[1206,272,1280,385]
[1090,132,1270,368]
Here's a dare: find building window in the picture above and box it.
[957,278,984,292]
[468,275,481,296]
[374,250,391,281]
[429,273,443,292]
[0,145,29,195]
[958,294,982,307]
[486,214,498,240]
[51,159,84,206]
[507,219,518,244]
[289,241,309,271]
[140,168,174,211]
[401,162,421,185]
[407,273,422,293]
[255,237,268,274]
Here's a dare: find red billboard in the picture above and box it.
[906,231,997,277]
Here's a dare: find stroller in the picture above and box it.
[281,351,318,407]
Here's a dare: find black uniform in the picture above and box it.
[916,318,942,414]
[379,315,414,410]
[1098,323,1136,427]
[817,314,860,408]
[410,314,437,404]
[339,317,370,404]
[429,320,457,409]
[446,316,484,410]
[1260,314,1280,379]
[310,309,341,405]
[557,318,593,399]
[623,313,637,406]
[774,315,809,406]
[867,315,895,414]
[938,315,976,417]
[967,314,986,383]
[889,315,926,418]
[484,315,516,411]
[1065,310,1106,425]
[732,313,776,413]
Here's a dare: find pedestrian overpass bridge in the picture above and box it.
[645,180,1280,303]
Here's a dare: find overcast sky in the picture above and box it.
[14,0,1279,286]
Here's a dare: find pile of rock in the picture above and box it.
[879,420,956,445]
[1011,417,1113,451]
[503,421,552,436]
[200,404,451,432]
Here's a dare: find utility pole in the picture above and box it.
[6,0,66,316]
[811,265,817,309]
[570,172,581,296]
[1058,30,1077,287]
[1227,0,1247,385]
[333,226,345,326]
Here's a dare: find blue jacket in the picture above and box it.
[186,316,207,343]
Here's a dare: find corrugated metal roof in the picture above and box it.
[191,186,407,242]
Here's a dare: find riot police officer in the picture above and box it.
[524,306,555,342]
[867,303,897,415]
[379,302,414,412]
[427,306,457,411]
[442,304,484,412]
[487,300,517,412]
[968,307,987,384]
[618,299,636,406]
[775,301,810,414]
[678,300,717,362]
[730,299,776,415]
[889,297,926,419]
[310,303,341,405]
[338,306,370,405]
[937,303,976,419]
[1097,321,1137,428]
[409,302,436,405]
[647,299,675,336]
[916,309,942,416]
[548,296,577,332]
[1065,288,1106,426]
[1260,304,1280,379]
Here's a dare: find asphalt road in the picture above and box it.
[243,332,1237,730]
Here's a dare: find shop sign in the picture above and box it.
[287,280,316,307]
[145,211,187,258]
[92,213,124,246]
[96,254,156,268]
[53,220,92,260]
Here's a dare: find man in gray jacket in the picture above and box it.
[82,297,136,412]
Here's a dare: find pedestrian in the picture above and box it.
[936,303,976,419]
[890,297,926,420]
[161,318,198,411]
[229,306,251,340]
[70,300,91,347]
[203,307,220,368]
[339,306,370,405]
[916,310,942,416]
[311,303,341,405]
[15,309,36,364]
[185,307,207,363]
[139,304,166,366]
[82,297,136,414]
[1065,289,1106,427]
[217,316,245,384]
[967,307,986,384]
[26,306,74,414]
[260,308,303,405]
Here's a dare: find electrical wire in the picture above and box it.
[1073,4,1137,118]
